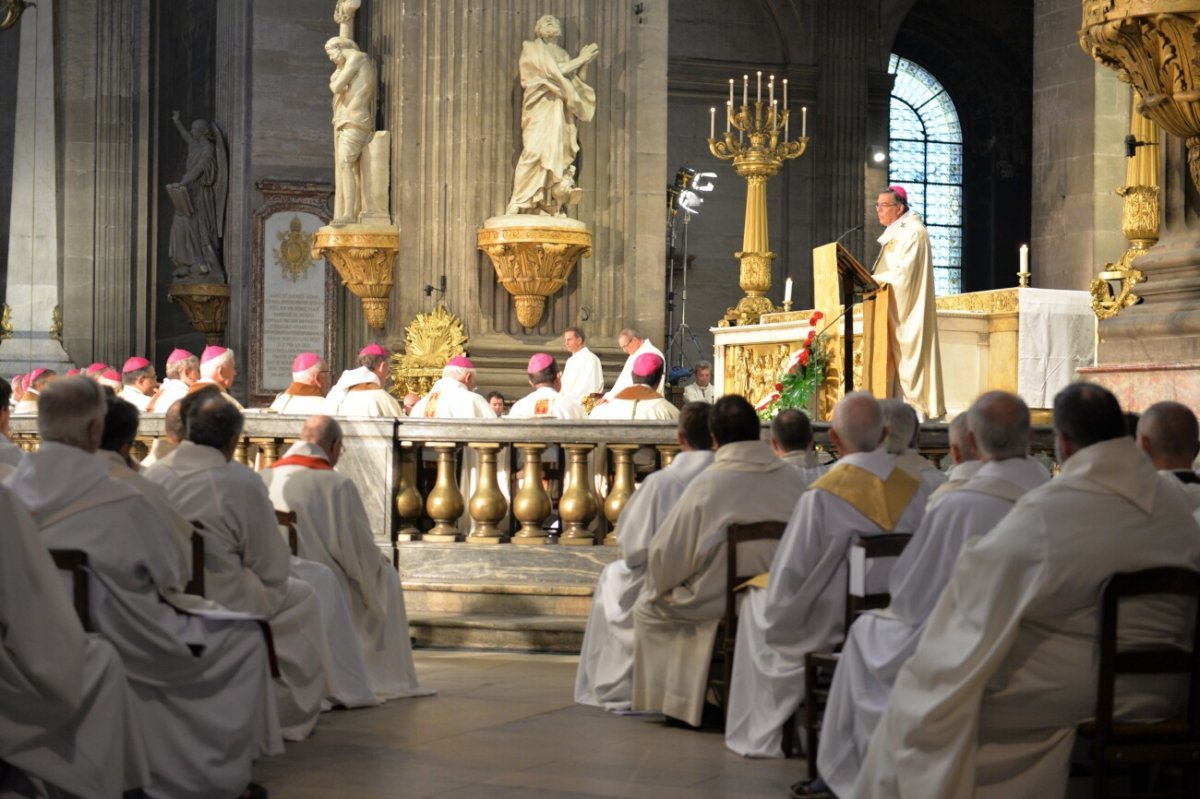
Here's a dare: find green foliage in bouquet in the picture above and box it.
[756,311,829,420]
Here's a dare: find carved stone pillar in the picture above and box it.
[512,443,552,545]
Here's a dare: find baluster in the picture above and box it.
[394,443,424,541]
[233,437,249,466]
[467,443,508,543]
[424,442,463,542]
[512,443,551,545]
[656,443,680,468]
[130,438,150,463]
[559,443,599,546]
[261,438,280,468]
[603,445,639,546]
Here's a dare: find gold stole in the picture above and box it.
[810,462,920,532]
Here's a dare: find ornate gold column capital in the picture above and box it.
[311,226,398,330]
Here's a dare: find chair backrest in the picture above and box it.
[185,522,206,597]
[49,548,92,632]
[275,509,299,556]
[726,521,789,627]
[846,533,912,631]
[1094,567,1200,742]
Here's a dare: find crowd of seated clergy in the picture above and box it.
[0,376,430,798]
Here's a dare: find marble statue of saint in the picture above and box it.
[505,15,599,217]
[167,112,228,283]
[325,36,377,226]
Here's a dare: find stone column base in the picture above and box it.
[1077,361,1200,413]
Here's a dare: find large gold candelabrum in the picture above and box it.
[710,73,808,326]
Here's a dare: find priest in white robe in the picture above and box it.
[0,481,148,799]
[147,347,198,413]
[682,361,716,404]
[409,355,495,418]
[325,343,404,417]
[6,377,280,798]
[724,392,930,758]
[770,407,827,485]
[186,345,245,409]
[927,411,981,503]
[575,402,714,710]
[262,415,433,702]
[871,186,945,420]
[270,352,330,415]
[560,325,605,402]
[508,352,587,419]
[0,376,24,469]
[632,395,809,726]
[1136,400,1200,507]
[809,391,1049,798]
[118,356,158,412]
[590,353,679,421]
[881,398,946,494]
[855,383,1200,799]
[144,392,342,740]
[603,327,664,399]
[140,400,184,468]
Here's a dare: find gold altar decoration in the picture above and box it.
[49,304,62,344]
[311,227,398,329]
[0,303,11,342]
[476,224,593,328]
[709,73,809,325]
[276,216,315,282]
[168,282,231,345]
[389,305,468,397]
[1092,90,1160,320]
[1080,1,1200,192]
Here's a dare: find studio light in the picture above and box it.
[870,145,888,165]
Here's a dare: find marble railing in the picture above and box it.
[8,415,1058,552]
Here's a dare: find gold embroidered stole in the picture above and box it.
[810,462,920,532]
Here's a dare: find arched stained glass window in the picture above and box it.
[888,54,963,296]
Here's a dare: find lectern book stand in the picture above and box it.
[811,242,894,398]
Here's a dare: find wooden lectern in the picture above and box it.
[811,242,894,397]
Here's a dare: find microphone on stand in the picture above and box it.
[834,223,864,246]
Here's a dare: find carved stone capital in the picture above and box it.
[168,282,232,345]
[476,223,593,328]
[311,226,398,329]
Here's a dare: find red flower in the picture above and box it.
[805,329,817,345]
[799,349,810,367]
[809,311,824,325]
[788,362,799,374]
[774,382,783,392]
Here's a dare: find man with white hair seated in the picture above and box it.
[725,392,931,758]
[4,377,280,798]
[0,376,24,472]
[0,480,148,799]
[1136,400,1200,507]
[325,343,404,416]
[262,415,433,702]
[880,398,946,493]
[507,353,587,419]
[187,344,244,409]
[409,354,494,418]
[806,391,1049,799]
[271,352,330,415]
[589,353,679,421]
[148,348,198,413]
[119,356,159,412]
[927,411,981,503]
[13,368,54,414]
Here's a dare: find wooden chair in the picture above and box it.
[1077,567,1200,799]
[707,520,789,718]
[275,509,299,556]
[802,532,913,773]
[184,522,206,597]
[49,548,92,632]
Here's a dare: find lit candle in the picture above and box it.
[784,110,789,141]
[802,106,807,138]
[771,99,777,129]
[743,75,748,108]
[709,106,715,139]
[784,277,793,304]
[757,71,762,103]
[728,78,734,109]
[1019,244,1030,275]
[782,78,788,108]
[726,100,732,133]
[769,75,774,106]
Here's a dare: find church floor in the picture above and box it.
[254,650,803,798]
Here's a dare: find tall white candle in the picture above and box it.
[743,75,748,108]
[771,99,777,128]
[709,107,715,139]
[782,78,788,108]
[729,78,734,109]
[757,71,762,103]
[784,277,793,304]
[1019,244,1030,275]
[802,106,807,138]
[726,100,732,133]
[769,75,774,106]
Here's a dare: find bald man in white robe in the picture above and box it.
[632,396,808,727]
[926,411,981,504]
[881,398,946,494]
[811,392,1049,798]
[855,383,1200,799]
[0,482,148,799]
[1136,400,1200,508]
[262,416,433,702]
[725,392,930,758]
[575,402,715,711]
[6,378,280,798]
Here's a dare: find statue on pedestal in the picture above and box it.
[325,35,384,226]
[505,15,599,217]
[166,112,228,283]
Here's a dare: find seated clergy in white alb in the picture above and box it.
[186,344,245,409]
[575,402,715,711]
[0,376,25,471]
[810,391,1049,799]
[144,392,346,740]
[5,378,281,798]
[140,400,185,468]
[118,356,159,412]
[632,395,808,726]
[409,355,495,418]
[262,415,433,702]
[681,360,715,404]
[724,392,930,758]
[325,343,404,417]
[508,352,587,419]
[147,347,198,413]
[0,481,148,799]
[271,352,330,415]
[589,353,679,421]
[854,383,1200,799]
[13,367,54,415]
[560,325,605,403]
[769,408,827,485]
[1136,400,1200,508]
[880,398,947,494]
[926,411,981,504]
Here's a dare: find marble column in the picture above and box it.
[0,2,72,374]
